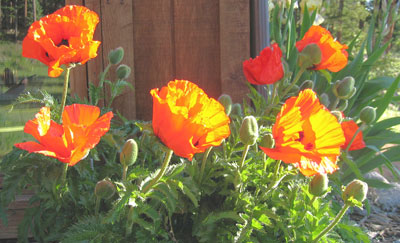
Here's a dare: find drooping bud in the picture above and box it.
[330,111,343,123]
[116,64,131,80]
[309,173,329,197]
[319,93,330,108]
[259,133,275,149]
[231,103,243,117]
[120,139,138,167]
[337,99,348,111]
[342,179,368,206]
[359,106,376,125]
[299,80,314,91]
[290,84,300,94]
[332,76,356,99]
[239,116,259,145]
[297,43,322,69]
[108,47,124,65]
[95,179,116,200]
[218,94,233,116]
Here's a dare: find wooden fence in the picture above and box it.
[65,0,250,120]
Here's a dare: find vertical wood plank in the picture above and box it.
[173,0,221,99]
[100,0,136,119]
[133,0,175,120]
[219,0,250,103]
[65,0,88,100]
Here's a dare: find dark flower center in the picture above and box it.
[57,39,69,47]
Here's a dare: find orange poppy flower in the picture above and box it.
[243,43,284,85]
[151,80,230,160]
[341,120,366,151]
[22,5,100,77]
[296,25,348,72]
[260,89,345,176]
[15,104,113,166]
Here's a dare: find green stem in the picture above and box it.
[142,149,173,194]
[95,197,101,215]
[281,67,306,98]
[329,97,340,111]
[122,165,128,182]
[199,147,213,182]
[59,65,73,123]
[61,163,69,187]
[345,125,364,153]
[312,204,350,243]
[239,144,251,170]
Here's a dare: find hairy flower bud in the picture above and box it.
[319,93,330,108]
[116,64,131,80]
[333,76,356,99]
[108,47,124,65]
[360,106,376,125]
[299,80,314,91]
[231,103,243,117]
[309,173,329,197]
[218,94,233,116]
[239,116,259,145]
[259,133,275,149]
[297,43,322,69]
[342,179,368,206]
[95,179,116,200]
[120,139,138,167]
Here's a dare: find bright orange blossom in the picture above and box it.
[341,120,366,151]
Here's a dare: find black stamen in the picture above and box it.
[57,39,69,47]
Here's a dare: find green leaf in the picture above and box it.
[364,178,393,189]
[319,70,332,83]
[363,42,389,67]
[374,74,400,121]
[202,211,244,225]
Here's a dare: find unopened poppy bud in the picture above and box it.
[108,47,124,65]
[337,99,348,111]
[259,133,275,148]
[330,111,343,122]
[297,43,322,69]
[290,84,300,94]
[319,93,330,107]
[342,179,368,206]
[333,76,356,99]
[299,80,314,90]
[95,179,116,200]
[231,103,243,117]
[218,94,232,115]
[309,173,328,197]
[239,116,259,145]
[120,139,138,167]
[116,64,131,79]
[360,106,376,125]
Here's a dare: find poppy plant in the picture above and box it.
[15,104,113,166]
[22,5,100,77]
[296,25,348,72]
[341,120,366,151]
[150,80,231,160]
[260,89,345,176]
[243,43,284,85]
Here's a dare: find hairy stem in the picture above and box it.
[142,149,173,194]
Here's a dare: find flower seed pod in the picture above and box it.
[218,94,233,116]
[309,173,329,197]
[333,76,356,99]
[297,43,322,69]
[342,179,368,206]
[95,179,116,200]
[319,93,330,108]
[116,64,131,80]
[120,139,138,167]
[259,133,275,149]
[108,47,124,65]
[359,106,376,125]
[239,116,259,145]
[231,103,243,117]
[299,80,314,91]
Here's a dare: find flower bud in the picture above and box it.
[116,64,131,80]
[108,47,124,65]
[337,99,348,111]
[120,139,138,167]
[309,173,328,197]
[342,179,368,206]
[95,179,116,200]
[333,76,356,99]
[299,80,314,91]
[360,106,376,125]
[290,84,300,94]
[259,133,275,149]
[218,94,232,116]
[319,93,330,108]
[330,111,343,123]
[231,103,243,117]
[297,43,322,69]
[239,116,259,145]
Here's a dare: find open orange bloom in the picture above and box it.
[341,120,366,151]
[296,25,348,72]
[151,80,230,160]
[22,5,100,77]
[15,104,113,166]
[260,89,345,176]
[243,43,284,85]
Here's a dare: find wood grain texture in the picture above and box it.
[174,0,221,99]
[219,0,250,103]
[133,0,175,120]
